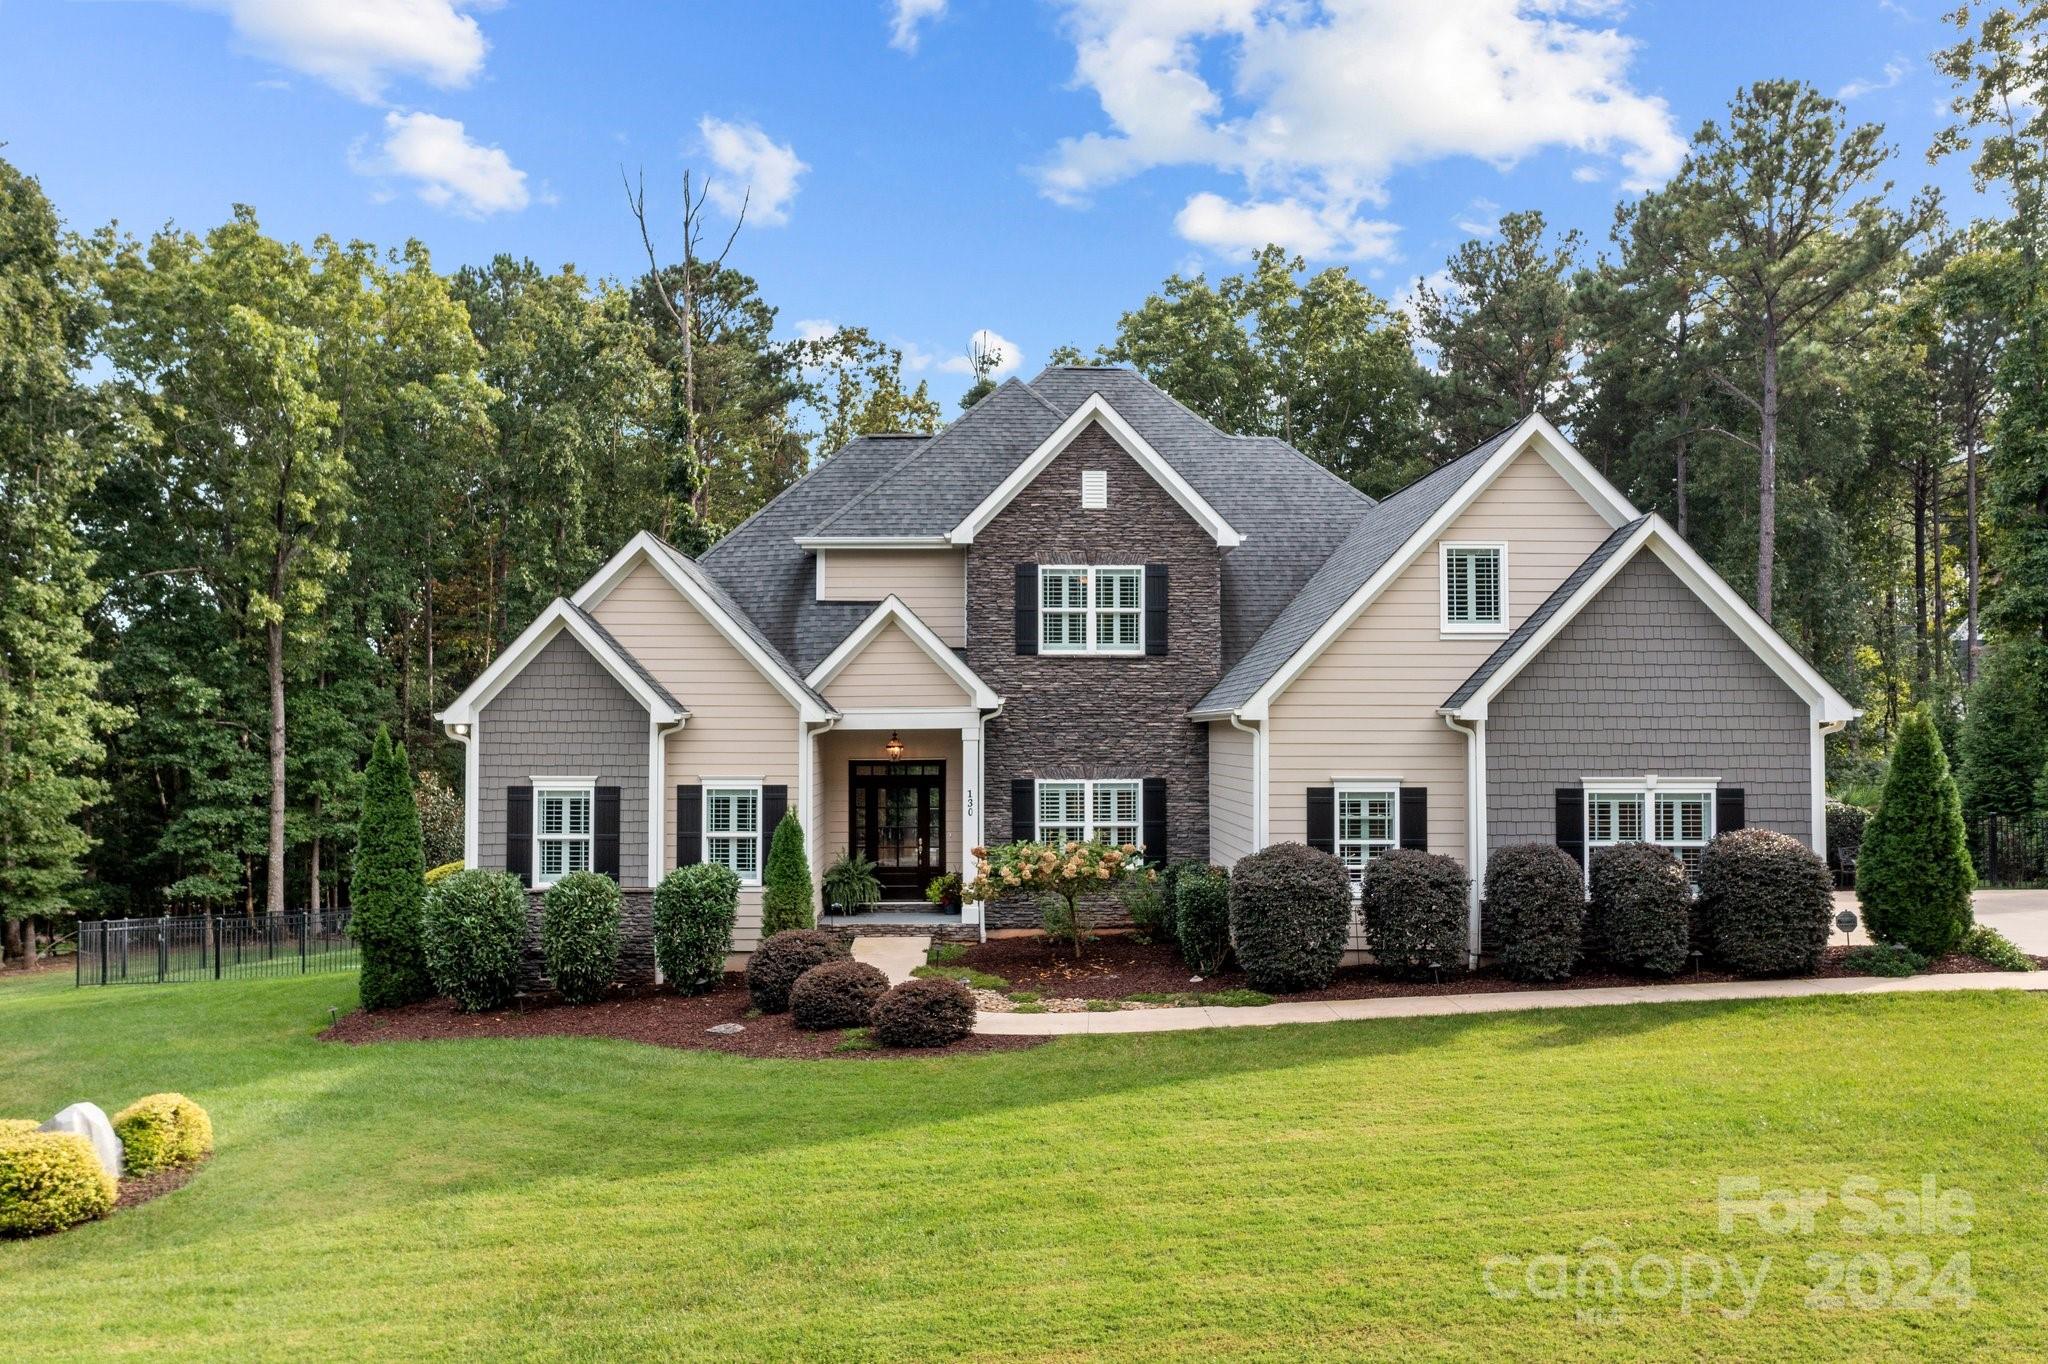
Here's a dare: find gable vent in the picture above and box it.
[1081,470,1108,509]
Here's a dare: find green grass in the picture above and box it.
[926,943,968,966]
[1127,988,1275,1008]
[1005,990,1041,1004]
[832,1027,876,1054]
[911,963,1009,991]
[4,970,2047,1360]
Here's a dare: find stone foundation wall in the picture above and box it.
[981,892,1131,932]
[519,887,657,994]
[818,920,980,944]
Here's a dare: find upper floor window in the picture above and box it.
[1036,779,1141,849]
[535,784,593,887]
[1441,543,1505,633]
[705,785,762,885]
[1040,565,1142,654]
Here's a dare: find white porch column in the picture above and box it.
[960,721,982,926]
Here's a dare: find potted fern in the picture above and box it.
[822,851,882,915]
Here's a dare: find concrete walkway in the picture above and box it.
[1832,888,2048,954]
[975,968,2048,1036]
[851,935,930,985]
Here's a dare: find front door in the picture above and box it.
[850,761,946,900]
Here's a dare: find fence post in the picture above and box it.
[300,911,309,973]
[157,915,169,983]
[99,920,108,986]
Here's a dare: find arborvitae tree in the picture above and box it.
[1957,643,2046,821]
[350,728,431,1008]
[759,810,814,935]
[1859,709,1975,957]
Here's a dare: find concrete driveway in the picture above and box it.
[1833,888,2048,954]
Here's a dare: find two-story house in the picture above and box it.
[437,366,1855,966]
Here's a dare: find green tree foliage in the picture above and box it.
[1957,643,2045,819]
[351,728,431,1009]
[1859,710,1976,957]
[759,810,814,934]
[794,325,942,462]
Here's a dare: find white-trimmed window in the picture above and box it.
[705,785,762,884]
[1585,780,1716,885]
[1442,543,1505,632]
[1654,791,1713,881]
[1336,786,1399,885]
[535,784,593,887]
[1036,779,1142,849]
[1040,566,1143,654]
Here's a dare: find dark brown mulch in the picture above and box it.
[116,1155,206,1211]
[956,934,2048,1001]
[321,978,1045,1060]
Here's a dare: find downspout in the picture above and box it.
[804,716,839,925]
[975,701,1004,942]
[1229,714,1266,851]
[1443,713,1484,969]
[1814,718,1847,865]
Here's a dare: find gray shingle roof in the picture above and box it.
[568,603,687,715]
[649,537,831,709]
[1192,420,1529,716]
[1440,516,1650,712]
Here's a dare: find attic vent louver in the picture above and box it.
[1081,470,1108,509]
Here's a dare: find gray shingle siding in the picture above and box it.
[477,631,651,883]
[1485,549,1814,849]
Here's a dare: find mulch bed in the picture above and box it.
[116,1155,207,1212]
[955,934,2047,1002]
[322,977,1045,1060]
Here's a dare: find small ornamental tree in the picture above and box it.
[1860,709,1976,956]
[760,811,815,935]
[351,728,432,1010]
[963,840,1148,959]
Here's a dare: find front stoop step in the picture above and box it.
[851,935,930,986]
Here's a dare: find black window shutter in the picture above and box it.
[1399,787,1428,850]
[1010,778,1036,842]
[1144,563,1168,656]
[1555,787,1585,867]
[1306,787,1335,854]
[593,787,622,881]
[1717,787,1746,836]
[1014,564,1038,655]
[761,785,789,839]
[1141,777,1167,862]
[676,784,703,866]
[505,787,533,887]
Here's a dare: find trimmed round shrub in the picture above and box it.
[654,863,740,996]
[1229,842,1353,992]
[1699,827,1833,977]
[789,959,891,1030]
[1360,849,1469,977]
[871,977,975,1048]
[1860,709,1976,957]
[1485,843,1586,982]
[421,869,528,1012]
[111,1093,214,1175]
[1588,843,1691,975]
[541,871,622,1005]
[746,929,845,1013]
[1174,864,1233,976]
[0,1131,116,1237]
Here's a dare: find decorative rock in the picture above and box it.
[706,1022,745,1035]
[39,1102,122,1178]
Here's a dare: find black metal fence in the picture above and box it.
[1974,814,2048,887]
[76,911,357,986]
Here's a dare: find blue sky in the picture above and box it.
[0,1,1992,407]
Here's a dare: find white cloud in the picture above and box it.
[1176,192,1398,259]
[939,329,1025,377]
[1838,59,1907,101]
[792,318,841,343]
[1572,164,1604,182]
[354,110,529,215]
[897,339,939,371]
[1035,0,1686,257]
[1454,197,1501,237]
[698,116,808,226]
[170,0,494,102]
[889,0,949,52]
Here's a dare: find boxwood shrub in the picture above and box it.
[746,929,845,1013]
[1699,827,1833,977]
[421,869,528,1012]
[1485,843,1586,982]
[540,871,623,1004]
[789,959,891,1030]
[1173,865,1232,975]
[1588,843,1691,975]
[654,864,740,995]
[1229,843,1352,992]
[0,1130,116,1237]
[111,1093,214,1175]
[1361,849,1469,977]
[871,976,976,1048]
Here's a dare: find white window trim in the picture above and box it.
[703,781,765,887]
[1038,564,1144,655]
[1581,775,1718,889]
[1335,782,1401,891]
[531,778,596,889]
[1440,541,1508,636]
[1033,778,1144,852]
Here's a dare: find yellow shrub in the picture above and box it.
[424,860,465,885]
[112,1094,214,1174]
[0,1119,39,1138]
[0,1131,116,1236]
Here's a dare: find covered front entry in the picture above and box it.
[850,761,946,897]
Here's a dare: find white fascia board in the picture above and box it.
[805,595,1001,709]
[436,598,685,727]
[946,392,1244,548]
[1236,414,1636,722]
[793,535,954,551]
[570,531,833,723]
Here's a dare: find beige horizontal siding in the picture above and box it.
[817,548,966,646]
[1208,720,1254,867]
[821,620,970,709]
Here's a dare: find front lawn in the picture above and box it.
[3,970,2044,1360]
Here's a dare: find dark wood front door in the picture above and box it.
[850,761,946,899]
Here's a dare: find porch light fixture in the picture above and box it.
[883,730,905,759]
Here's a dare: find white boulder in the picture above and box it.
[39,1102,122,1178]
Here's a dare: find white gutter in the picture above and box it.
[1443,713,1485,969]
